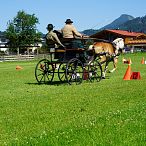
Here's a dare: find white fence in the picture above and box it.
[0,54,51,62]
[0,55,35,61]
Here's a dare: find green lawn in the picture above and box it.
[0,53,146,146]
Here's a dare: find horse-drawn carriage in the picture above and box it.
[35,38,103,85]
[35,36,125,85]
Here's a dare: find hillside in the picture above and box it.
[119,15,146,33]
[82,14,146,36]
[81,14,134,36]
[100,14,134,30]
[81,29,99,36]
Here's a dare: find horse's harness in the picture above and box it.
[87,40,121,63]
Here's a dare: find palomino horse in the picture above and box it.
[88,38,125,78]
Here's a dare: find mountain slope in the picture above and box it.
[119,15,146,33]
[81,29,99,36]
[81,14,135,36]
[100,14,134,30]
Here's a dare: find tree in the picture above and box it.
[5,10,41,53]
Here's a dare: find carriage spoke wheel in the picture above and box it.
[35,59,54,84]
[88,60,102,82]
[66,58,83,85]
[58,63,67,82]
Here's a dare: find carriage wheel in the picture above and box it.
[58,63,67,82]
[35,59,54,84]
[88,60,102,82]
[66,58,83,85]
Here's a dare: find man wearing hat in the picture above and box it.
[61,19,83,38]
[46,24,65,48]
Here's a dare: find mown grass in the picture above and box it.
[0,53,146,146]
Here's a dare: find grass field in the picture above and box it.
[0,53,146,146]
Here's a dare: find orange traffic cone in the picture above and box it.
[16,65,23,70]
[130,72,141,80]
[123,64,132,80]
[141,57,145,64]
[128,58,132,65]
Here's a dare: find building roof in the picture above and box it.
[107,29,144,37]
[90,29,144,38]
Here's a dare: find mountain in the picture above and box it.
[81,14,135,36]
[100,14,134,30]
[119,15,146,33]
[81,29,99,36]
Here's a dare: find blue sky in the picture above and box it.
[0,0,146,33]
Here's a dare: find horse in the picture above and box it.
[87,38,125,78]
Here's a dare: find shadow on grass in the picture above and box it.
[104,76,110,79]
[25,76,110,86]
[25,81,67,86]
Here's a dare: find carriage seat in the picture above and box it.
[60,38,84,49]
[55,48,66,53]
[46,37,86,54]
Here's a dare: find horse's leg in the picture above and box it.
[87,55,94,65]
[100,56,108,79]
[109,57,118,73]
[102,61,110,79]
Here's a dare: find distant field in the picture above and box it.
[0,52,146,145]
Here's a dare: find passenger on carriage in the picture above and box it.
[46,24,65,48]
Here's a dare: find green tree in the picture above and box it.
[5,10,41,52]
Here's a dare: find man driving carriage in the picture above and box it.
[61,19,83,39]
[61,19,87,49]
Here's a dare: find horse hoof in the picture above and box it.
[107,70,111,73]
[102,76,105,79]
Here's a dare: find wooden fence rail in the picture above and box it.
[0,55,35,61]
[0,54,51,62]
